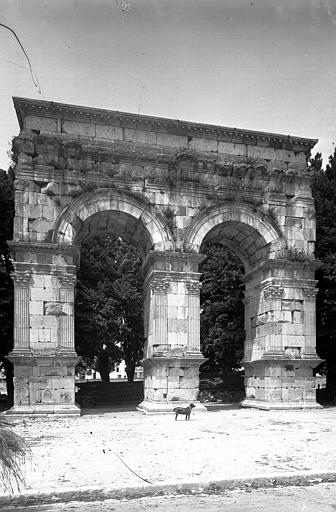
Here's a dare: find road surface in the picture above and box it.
[2,483,336,511]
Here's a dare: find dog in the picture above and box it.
[173,403,196,421]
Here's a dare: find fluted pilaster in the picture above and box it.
[186,280,202,351]
[58,273,76,351]
[12,271,31,350]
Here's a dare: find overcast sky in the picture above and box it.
[1,0,336,170]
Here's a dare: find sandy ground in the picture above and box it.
[1,405,336,495]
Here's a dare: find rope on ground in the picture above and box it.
[113,451,153,485]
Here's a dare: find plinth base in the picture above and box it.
[3,403,81,417]
[241,399,323,410]
[137,400,207,414]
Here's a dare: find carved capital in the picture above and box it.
[303,287,318,299]
[263,283,284,301]
[58,273,77,288]
[150,279,169,294]
[11,271,31,287]
[186,281,202,294]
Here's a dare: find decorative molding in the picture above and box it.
[186,281,202,294]
[13,97,317,151]
[263,283,284,300]
[58,273,77,288]
[11,271,31,287]
[303,287,318,298]
[149,279,169,294]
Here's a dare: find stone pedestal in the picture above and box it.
[137,355,206,413]
[5,242,81,416]
[139,251,207,413]
[241,260,322,410]
[6,352,81,416]
[241,358,322,410]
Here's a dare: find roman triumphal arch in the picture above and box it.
[7,97,321,414]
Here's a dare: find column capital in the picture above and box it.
[186,281,202,294]
[149,278,170,294]
[263,282,284,300]
[303,287,318,299]
[58,273,77,288]
[11,271,32,287]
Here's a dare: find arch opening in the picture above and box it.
[184,204,287,270]
[74,210,153,260]
[75,232,145,407]
[52,189,169,258]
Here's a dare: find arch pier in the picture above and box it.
[6,97,320,414]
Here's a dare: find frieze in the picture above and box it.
[263,283,284,300]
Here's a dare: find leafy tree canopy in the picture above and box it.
[0,169,14,403]
[310,149,336,382]
[200,242,245,375]
[75,234,144,382]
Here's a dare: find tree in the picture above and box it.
[310,149,336,387]
[0,169,14,404]
[75,234,144,382]
[200,242,245,375]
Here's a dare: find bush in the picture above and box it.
[0,418,30,492]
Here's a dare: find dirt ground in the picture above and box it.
[1,405,336,496]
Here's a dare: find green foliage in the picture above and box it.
[200,243,245,374]
[75,234,144,382]
[310,150,336,383]
[0,417,30,492]
[0,170,14,403]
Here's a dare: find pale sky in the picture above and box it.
[1,0,336,170]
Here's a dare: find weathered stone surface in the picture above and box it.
[8,97,320,414]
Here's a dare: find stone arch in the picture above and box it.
[52,188,169,257]
[184,203,287,269]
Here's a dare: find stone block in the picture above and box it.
[157,133,188,148]
[62,120,95,137]
[30,287,59,302]
[44,302,73,316]
[303,228,316,240]
[286,216,303,228]
[281,323,303,336]
[25,115,58,132]
[176,332,188,346]
[29,217,53,235]
[285,334,304,346]
[218,141,246,156]
[29,300,44,315]
[189,138,217,152]
[177,306,188,320]
[124,128,156,145]
[292,311,304,324]
[275,149,296,162]
[295,152,306,163]
[247,145,276,160]
[42,205,55,221]
[168,319,188,333]
[96,124,123,140]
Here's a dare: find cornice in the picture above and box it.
[13,97,318,152]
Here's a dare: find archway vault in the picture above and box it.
[184,203,287,270]
[52,188,170,258]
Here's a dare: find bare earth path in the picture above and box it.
[1,405,336,496]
